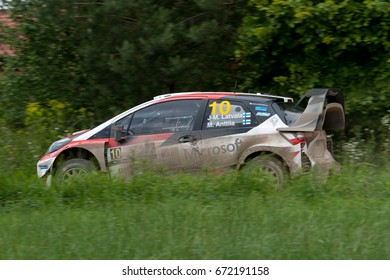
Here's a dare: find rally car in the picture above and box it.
[37,88,345,186]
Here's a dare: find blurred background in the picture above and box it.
[1,0,389,172]
[1,0,390,260]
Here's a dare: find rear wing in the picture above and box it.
[278,88,345,132]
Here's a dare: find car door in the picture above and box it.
[106,99,206,178]
[198,98,258,169]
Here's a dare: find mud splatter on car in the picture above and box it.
[37,88,344,186]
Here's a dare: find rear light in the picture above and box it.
[288,136,306,146]
[288,134,307,151]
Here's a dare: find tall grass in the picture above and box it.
[1,162,390,260]
[2,121,390,259]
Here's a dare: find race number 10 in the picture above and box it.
[209,100,231,115]
[110,148,122,159]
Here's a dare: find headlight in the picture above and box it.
[47,137,71,154]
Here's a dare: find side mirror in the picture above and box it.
[113,125,126,142]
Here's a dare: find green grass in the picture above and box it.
[1,163,390,260]
[2,196,390,260]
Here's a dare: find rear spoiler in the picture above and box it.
[278,88,345,132]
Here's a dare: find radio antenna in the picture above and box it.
[233,81,238,93]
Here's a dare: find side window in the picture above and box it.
[91,125,111,139]
[129,99,202,134]
[248,102,275,123]
[115,113,133,134]
[203,100,257,129]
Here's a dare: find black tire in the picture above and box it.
[243,156,286,188]
[55,158,96,184]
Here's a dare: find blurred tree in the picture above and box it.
[0,0,246,127]
[0,0,86,126]
[236,0,390,128]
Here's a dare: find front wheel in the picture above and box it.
[55,158,96,184]
[243,156,286,188]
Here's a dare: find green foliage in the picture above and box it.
[25,99,93,143]
[236,0,390,124]
[1,0,389,141]
[0,99,93,175]
[0,0,246,126]
[0,0,87,126]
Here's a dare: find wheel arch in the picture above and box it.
[52,147,101,173]
[237,147,290,172]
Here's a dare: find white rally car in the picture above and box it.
[37,88,345,186]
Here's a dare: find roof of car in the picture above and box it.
[153,92,294,103]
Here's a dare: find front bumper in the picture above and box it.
[37,157,56,178]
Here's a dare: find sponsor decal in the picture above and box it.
[255,106,268,112]
[184,138,243,159]
[256,112,271,117]
[161,147,180,160]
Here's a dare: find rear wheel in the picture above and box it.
[55,158,96,184]
[243,156,286,188]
